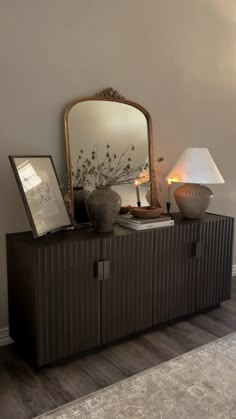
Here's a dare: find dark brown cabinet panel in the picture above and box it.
[7,237,36,365]
[101,230,154,343]
[196,217,234,311]
[7,233,101,367]
[35,239,101,366]
[153,223,198,325]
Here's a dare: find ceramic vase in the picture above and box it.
[86,186,121,232]
[73,187,90,223]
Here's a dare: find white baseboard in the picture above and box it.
[0,328,13,347]
[232,265,236,277]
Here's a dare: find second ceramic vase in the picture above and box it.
[73,187,90,223]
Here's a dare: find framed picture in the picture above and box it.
[9,155,72,238]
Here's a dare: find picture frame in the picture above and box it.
[9,155,72,238]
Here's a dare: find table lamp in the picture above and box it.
[166,148,224,219]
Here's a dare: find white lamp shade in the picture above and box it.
[167,148,224,184]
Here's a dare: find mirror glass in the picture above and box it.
[65,92,156,225]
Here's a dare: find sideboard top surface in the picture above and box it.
[171,212,233,224]
[6,212,233,246]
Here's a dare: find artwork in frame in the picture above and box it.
[9,155,72,238]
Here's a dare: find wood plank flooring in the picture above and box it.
[1,278,236,419]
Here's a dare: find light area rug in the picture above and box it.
[36,332,236,419]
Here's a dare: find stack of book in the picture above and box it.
[117,213,174,230]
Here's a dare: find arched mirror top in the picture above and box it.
[64,87,159,225]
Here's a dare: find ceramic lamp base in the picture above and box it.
[174,183,213,219]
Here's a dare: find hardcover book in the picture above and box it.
[117,213,172,224]
[117,218,174,230]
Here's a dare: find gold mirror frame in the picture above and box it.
[64,87,160,224]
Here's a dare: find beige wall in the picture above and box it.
[1,0,236,329]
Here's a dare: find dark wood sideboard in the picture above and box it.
[6,213,234,367]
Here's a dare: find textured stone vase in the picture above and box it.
[73,187,90,223]
[174,183,213,219]
[86,186,122,232]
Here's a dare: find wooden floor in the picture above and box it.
[1,279,236,419]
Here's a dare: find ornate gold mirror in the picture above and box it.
[64,87,159,225]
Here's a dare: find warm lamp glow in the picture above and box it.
[170,176,180,182]
[167,178,172,185]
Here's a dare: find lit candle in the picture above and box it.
[135,180,141,206]
[167,178,172,202]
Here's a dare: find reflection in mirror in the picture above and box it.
[65,90,158,225]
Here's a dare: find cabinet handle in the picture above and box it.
[192,241,201,258]
[94,260,110,280]
[103,260,110,281]
[95,261,104,281]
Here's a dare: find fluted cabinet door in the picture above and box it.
[101,230,154,343]
[153,224,198,325]
[196,218,234,311]
[35,238,101,366]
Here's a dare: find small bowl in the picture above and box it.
[119,205,132,214]
[131,206,163,219]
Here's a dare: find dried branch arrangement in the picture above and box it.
[72,145,148,188]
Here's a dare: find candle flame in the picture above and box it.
[167,178,172,185]
[135,180,139,186]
